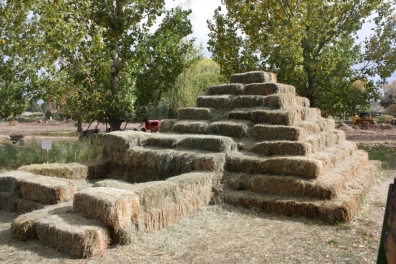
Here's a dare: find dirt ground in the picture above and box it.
[0,120,395,263]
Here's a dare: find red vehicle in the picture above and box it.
[142,120,161,132]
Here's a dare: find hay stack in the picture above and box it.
[19,175,76,204]
[18,163,89,180]
[248,141,310,156]
[230,71,277,84]
[206,84,245,95]
[74,187,140,244]
[158,119,176,132]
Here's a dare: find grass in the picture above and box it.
[358,142,396,170]
[0,137,102,170]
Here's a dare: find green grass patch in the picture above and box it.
[358,143,396,170]
[27,131,80,137]
[0,138,102,170]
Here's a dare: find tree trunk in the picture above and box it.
[77,119,83,132]
[108,119,123,132]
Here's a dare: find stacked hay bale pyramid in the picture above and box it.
[1,71,380,258]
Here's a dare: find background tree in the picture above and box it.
[3,0,193,131]
[208,0,396,117]
[380,80,396,114]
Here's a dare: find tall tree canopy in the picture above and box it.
[2,0,193,130]
[208,0,396,117]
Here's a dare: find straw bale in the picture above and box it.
[74,187,140,244]
[11,202,68,241]
[158,119,177,132]
[166,172,213,201]
[249,124,304,141]
[17,199,45,214]
[244,83,295,95]
[18,163,89,180]
[227,173,252,191]
[296,121,322,135]
[248,141,310,156]
[248,175,336,199]
[81,160,109,179]
[177,107,212,120]
[208,120,252,138]
[231,95,267,108]
[229,109,300,126]
[19,175,76,204]
[225,154,324,179]
[206,84,245,95]
[0,171,35,196]
[196,95,233,109]
[262,94,309,109]
[35,208,110,258]
[176,135,238,152]
[173,121,209,134]
[230,71,277,84]
[0,191,17,211]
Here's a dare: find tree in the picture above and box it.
[3,0,193,131]
[208,0,396,117]
[380,80,396,111]
[163,57,222,110]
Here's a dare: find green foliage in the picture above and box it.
[2,1,194,131]
[380,80,396,111]
[375,114,394,123]
[358,143,396,170]
[208,0,396,117]
[0,138,102,170]
[162,56,222,110]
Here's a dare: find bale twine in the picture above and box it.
[230,71,277,84]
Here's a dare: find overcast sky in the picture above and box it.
[165,0,396,82]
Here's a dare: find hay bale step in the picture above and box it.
[11,203,110,258]
[93,176,214,232]
[225,154,324,179]
[224,160,379,223]
[197,95,233,108]
[172,120,209,134]
[226,151,371,199]
[304,130,347,153]
[18,163,89,180]
[207,120,253,138]
[206,84,245,95]
[103,131,237,153]
[247,141,312,156]
[244,83,296,95]
[177,107,213,120]
[229,107,321,126]
[0,191,17,211]
[249,124,304,141]
[230,71,277,84]
[18,175,76,205]
[74,187,140,244]
[296,119,336,134]
[0,171,36,196]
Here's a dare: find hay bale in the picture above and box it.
[196,95,233,108]
[248,141,311,156]
[226,154,324,179]
[231,95,267,108]
[0,171,35,196]
[177,107,212,120]
[0,191,17,211]
[158,119,177,132]
[173,121,209,134]
[176,135,238,152]
[249,124,304,141]
[18,163,89,180]
[17,199,45,214]
[244,83,295,95]
[81,160,109,179]
[262,94,310,109]
[19,175,76,204]
[206,84,245,95]
[229,109,299,126]
[74,187,140,244]
[230,71,277,84]
[166,172,213,200]
[208,120,253,138]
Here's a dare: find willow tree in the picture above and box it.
[3,0,193,131]
[208,0,396,117]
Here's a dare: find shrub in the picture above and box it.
[375,114,394,124]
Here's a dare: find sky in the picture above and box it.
[165,0,396,82]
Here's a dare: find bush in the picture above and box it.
[0,138,102,170]
[375,114,394,124]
